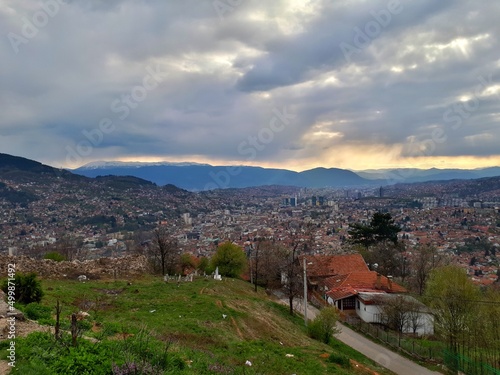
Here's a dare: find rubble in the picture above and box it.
[0,255,150,279]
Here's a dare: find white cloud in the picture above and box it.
[1,0,500,170]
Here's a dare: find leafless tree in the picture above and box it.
[410,245,448,295]
[54,235,81,261]
[406,300,425,335]
[363,240,405,277]
[149,226,179,275]
[279,220,316,315]
[377,294,411,333]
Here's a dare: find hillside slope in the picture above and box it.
[3,276,391,374]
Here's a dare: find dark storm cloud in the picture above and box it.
[1,0,499,169]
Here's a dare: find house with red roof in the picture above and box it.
[301,254,434,335]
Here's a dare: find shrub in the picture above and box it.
[328,353,351,368]
[103,322,122,337]
[24,302,52,320]
[308,307,340,344]
[210,242,247,278]
[44,251,66,262]
[1,272,43,304]
[51,342,113,375]
[77,319,93,332]
[38,318,57,326]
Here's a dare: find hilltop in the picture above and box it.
[1,274,390,374]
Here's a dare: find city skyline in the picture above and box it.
[2,0,500,171]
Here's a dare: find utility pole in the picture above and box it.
[304,259,308,326]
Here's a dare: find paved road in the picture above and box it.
[278,295,441,375]
[335,322,441,375]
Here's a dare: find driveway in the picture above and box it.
[277,295,442,375]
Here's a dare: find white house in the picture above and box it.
[356,292,434,336]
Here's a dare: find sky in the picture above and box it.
[1,0,500,172]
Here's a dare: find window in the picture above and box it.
[357,300,360,309]
[343,297,356,309]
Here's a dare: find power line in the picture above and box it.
[409,293,500,305]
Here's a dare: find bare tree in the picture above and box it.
[363,240,405,277]
[149,226,179,275]
[54,235,81,261]
[279,221,316,315]
[410,245,447,295]
[280,244,302,316]
[406,300,425,335]
[377,294,411,334]
[254,240,284,289]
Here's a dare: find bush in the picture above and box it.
[102,322,122,337]
[44,251,66,262]
[38,317,57,326]
[328,353,351,368]
[210,242,247,278]
[77,319,93,332]
[308,307,339,344]
[24,302,52,320]
[12,332,113,374]
[1,272,43,304]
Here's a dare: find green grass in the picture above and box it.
[2,276,393,374]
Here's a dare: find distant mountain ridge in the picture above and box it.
[72,163,373,190]
[2,153,500,191]
[72,160,500,190]
[0,153,154,190]
[82,160,210,169]
[356,167,500,183]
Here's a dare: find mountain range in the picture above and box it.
[355,167,500,184]
[2,153,500,191]
[72,160,500,190]
[72,162,371,190]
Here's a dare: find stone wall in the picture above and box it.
[0,255,150,279]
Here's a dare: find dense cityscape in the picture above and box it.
[2,155,499,289]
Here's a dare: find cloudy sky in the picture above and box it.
[1,0,500,171]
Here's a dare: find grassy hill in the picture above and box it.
[2,276,392,374]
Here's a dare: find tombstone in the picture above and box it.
[77,275,87,282]
[164,274,169,283]
[214,267,222,281]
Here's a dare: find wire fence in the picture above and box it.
[443,350,500,375]
[346,318,442,361]
[346,318,500,375]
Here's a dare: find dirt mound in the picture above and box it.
[0,255,150,280]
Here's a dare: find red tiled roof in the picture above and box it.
[301,254,369,278]
[322,271,406,300]
[326,286,357,301]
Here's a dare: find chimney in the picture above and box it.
[376,273,381,289]
[387,275,393,291]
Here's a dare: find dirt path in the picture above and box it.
[230,316,243,339]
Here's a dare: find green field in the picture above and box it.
[2,276,392,374]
